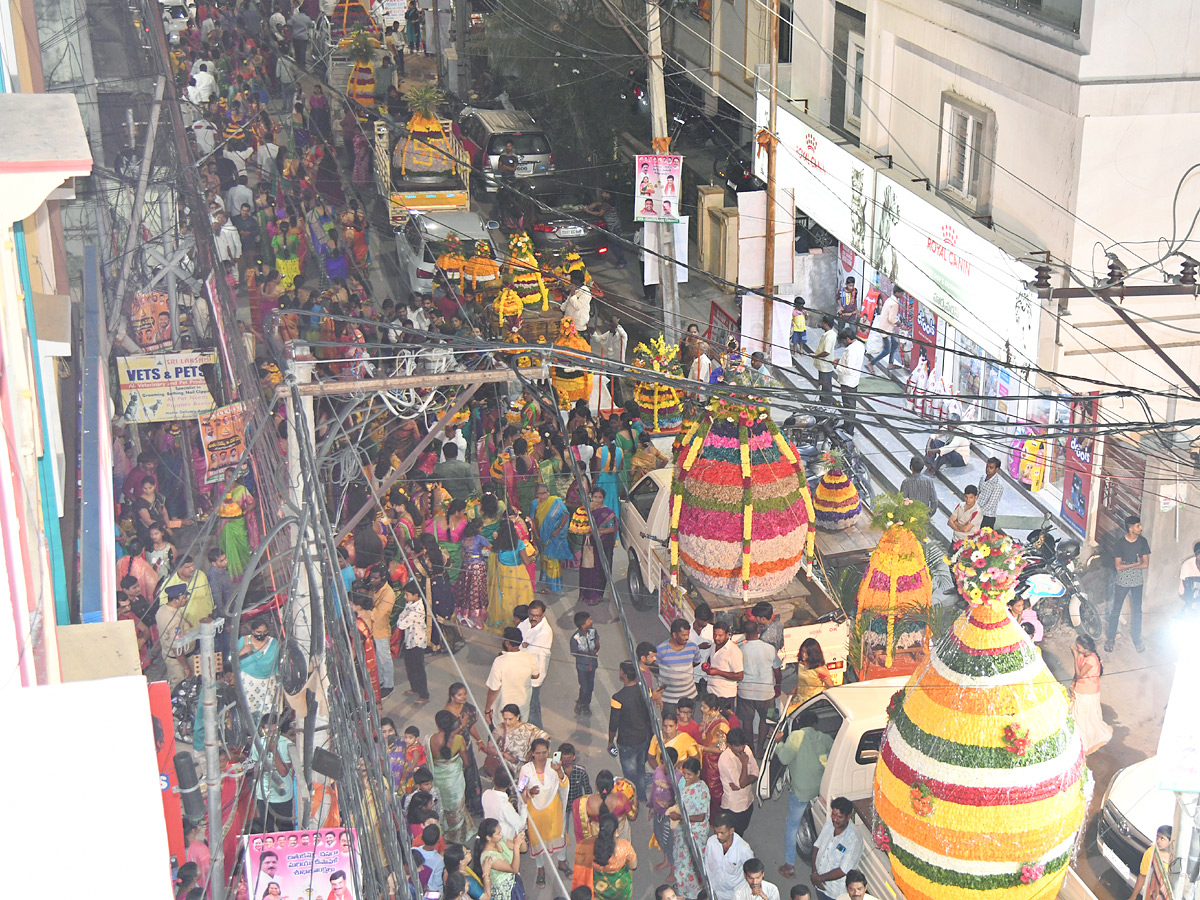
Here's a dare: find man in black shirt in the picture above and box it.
[497,140,519,181]
[608,660,652,802]
[1106,514,1150,653]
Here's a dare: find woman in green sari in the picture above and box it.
[431,709,473,843]
[478,492,507,544]
[592,814,637,900]
[531,484,571,594]
[215,469,256,578]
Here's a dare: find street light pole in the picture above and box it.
[199,620,225,900]
[644,0,680,339]
[762,0,780,358]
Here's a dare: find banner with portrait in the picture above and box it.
[633,154,683,223]
[130,291,172,352]
[244,828,361,900]
[198,401,247,484]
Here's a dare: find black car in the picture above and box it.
[519,186,610,256]
[714,142,765,193]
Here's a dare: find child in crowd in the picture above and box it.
[791,297,808,354]
[570,610,600,716]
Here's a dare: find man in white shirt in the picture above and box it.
[518,599,552,728]
[836,869,878,900]
[703,620,743,702]
[718,728,760,835]
[481,769,528,840]
[691,603,715,693]
[256,139,281,181]
[484,627,541,723]
[812,315,838,406]
[812,797,865,900]
[191,63,217,102]
[212,212,242,277]
[268,8,288,43]
[191,116,218,156]
[925,416,971,472]
[737,620,782,756]
[704,813,755,900]
[835,328,867,435]
[732,858,781,900]
[689,345,713,384]
[561,269,593,332]
[948,485,984,542]
[226,175,253,218]
[868,292,901,371]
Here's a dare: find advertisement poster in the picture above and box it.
[1061,393,1099,536]
[117,351,218,423]
[147,681,184,862]
[910,299,937,372]
[659,569,687,630]
[199,401,247,484]
[634,154,683,223]
[244,828,361,900]
[130,291,172,352]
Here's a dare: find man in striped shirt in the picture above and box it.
[976,457,1005,530]
[656,618,701,712]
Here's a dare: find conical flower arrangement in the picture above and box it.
[855,493,932,673]
[552,318,593,408]
[813,451,863,531]
[670,398,815,600]
[874,529,1089,900]
[632,335,684,432]
[505,232,549,310]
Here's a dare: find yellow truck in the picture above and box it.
[373,118,471,228]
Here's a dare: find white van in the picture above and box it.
[395,209,497,297]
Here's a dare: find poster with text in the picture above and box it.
[117,351,218,423]
[199,401,247,484]
[634,154,683,223]
[244,828,361,900]
[147,681,184,863]
[1060,393,1099,536]
[130,291,172,352]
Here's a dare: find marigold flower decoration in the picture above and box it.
[909,780,934,817]
[946,527,1026,606]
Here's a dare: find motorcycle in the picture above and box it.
[783,410,875,505]
[1015,516,1103,638]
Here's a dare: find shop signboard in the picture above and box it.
[244,828,361,900]
[634,154,683,223]
[117,350,218,423]
[1060,393,1099,536]
[871,172,1040,366]
[755,95,873,258]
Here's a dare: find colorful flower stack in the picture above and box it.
[670,398,815,600]
[854,492,931,677]
[552,318,593,408]
[493,288,524,327]
[632,335,684,433]
[568,505,592,553]
[554,247,592,286]
[874,529,1089,900]
[463,240,501,291]
[505,232,549,311]
[812,450,863,531]
[436,235,468,283]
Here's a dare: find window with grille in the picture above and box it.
[937,93,995,214]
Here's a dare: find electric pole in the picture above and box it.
[762,0,780,359]
[455,0,470,97]
[199,621,225,900]
[644,0,680,339]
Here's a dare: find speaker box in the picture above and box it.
[312,746,343,780]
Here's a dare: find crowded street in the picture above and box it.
[2,0,1200,897]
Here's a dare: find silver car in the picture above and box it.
[454,108,555,195]
[395,209,497,296]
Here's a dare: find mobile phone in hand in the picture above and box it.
[551,751,562,765]
[517,774,529,791]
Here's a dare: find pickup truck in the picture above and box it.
[755,680,1101,900]
[373,118,471,230]
[619,467,849,668]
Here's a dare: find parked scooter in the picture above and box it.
[1015,515,1103,637]
[783,410,875,504]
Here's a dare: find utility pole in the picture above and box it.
[430,0,443,61]
[199,621,225,900]
[455,0,470,97]
[644,0,680,339]
[762,0,780,358]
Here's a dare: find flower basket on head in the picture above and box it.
[873,528,1088,900]
[632,335,684,432]
[436,235,468,282]
[552,318,593,408]
[568,506,592,553]
[854,492,933,675]
[813,449,862,531]
[505,231,549,310]
[463,240,501,291]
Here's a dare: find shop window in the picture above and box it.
[829,3,866,141]
[937,92,995,214]
[779,1,793,63]
[844,33,865,133]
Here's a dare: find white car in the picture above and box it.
[160,0,193,43]
[1096,755,1176,887]
[395,210,496,297]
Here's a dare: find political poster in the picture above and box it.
[147,681,184,863]
[244,828,361,900]
[129,291,172,352]
[633,154,683,223]
[117,351,218,423]
[198,401,247,484]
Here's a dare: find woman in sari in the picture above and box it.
[506,438,541,519]
[592,814,637,900]
[518,738,570,885]
[429,497,468,588]
[444,844,486,900]
[485,521,535,633]
[474,818,525,900]
[571,770,638,891]
[478,492,507,544]
[486,705,548,778]
[788,637,835,712]
[697,693,730,820]
[668,757,712,900]
[578,488,617,606]
[594,427,623,516]
[614,414,638,490]
[445,683,487,818]
[531,484,571,594]
[431,709,474,843]
[237,622,280,720]
[1071,635,1112,754]
[540,433,573,500]
[216,469,257,578]
[455,519,490,628]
